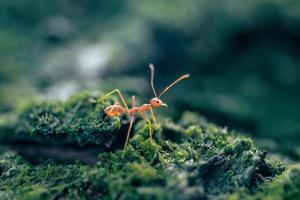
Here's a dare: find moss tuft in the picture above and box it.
[228,165,300,200]
[1,92,121,148]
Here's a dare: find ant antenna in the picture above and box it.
[149,63,158,97]
[158,74,190,98]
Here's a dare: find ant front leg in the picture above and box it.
[140,112,154,144]
[149,107,159,128]
[99,89,129,110]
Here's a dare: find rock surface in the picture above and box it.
[0,92,296,200]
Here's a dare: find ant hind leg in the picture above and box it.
[99,89,129,110]
[95,115,109,128]
[131,95,136,107]
[124,116,135,149]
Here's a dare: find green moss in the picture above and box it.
[0,92,121,147]
[0,151,84,200]
[0,113,17,138]
[0,97,292,200]
[53,114,285,199]
[228,165,300,200]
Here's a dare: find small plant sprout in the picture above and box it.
[100,64,190,148]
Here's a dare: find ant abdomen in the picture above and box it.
[104,104,126,117]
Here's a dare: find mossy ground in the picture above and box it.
[0,92,298,200]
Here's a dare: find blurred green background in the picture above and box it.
[0,0,300,159]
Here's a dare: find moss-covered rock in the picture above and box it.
[0,92,121,148]
[0,104,290,199]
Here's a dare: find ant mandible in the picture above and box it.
[100,64,189,148]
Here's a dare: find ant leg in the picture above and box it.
[149,107,159,128]
[123,95,137,149]
[148,122,153,144]
[124,116,135,149]
[95,115,110,128]
[99,89,129,110]
[141,112,154,144]
[131,95,136,107]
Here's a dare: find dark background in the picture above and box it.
[0,0,300,159]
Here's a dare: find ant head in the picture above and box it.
[150,97,168,108]
[148,63,190,102]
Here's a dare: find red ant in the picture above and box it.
[100,64,189,148]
